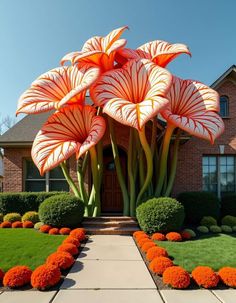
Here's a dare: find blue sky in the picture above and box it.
[0,0,235,118]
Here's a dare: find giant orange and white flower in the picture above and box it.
[32,105,106,175]
[91,59,172,130]
[161,76,224,143]
[61,26,128,71]
[17,64,100,114]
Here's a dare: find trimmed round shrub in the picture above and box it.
[31,264,61,290]
[3,266,32,288]
[163,266,190,289]
[12,221,23,228]
[57,243,78,256]
[218,267,236,288]
[146,246,168,261]
[141,241,156,253]
[40,225,52,233]
[177,191,220,224]
[221,225,232,233]
[136,197,185,233]
[182,228,196,238]
[39,194,84,228]
[133,231,146,238]
[151,233,166,241]
[192,266,219,288]
[233,226,236,232]
[22,211,39,224]
[49,228,59,235]
[63,237,80,247]
[166,232,182,242]
[181,231,192,240]
[70,228,86,241]
[149,257,173,275]
[34,222,44,230]
[23,221,34,228]
[209,225,222,233]
[59,228,71,235]
[46,252,74,270]
[135,234,149,242]
[221,194,236,217]
[200,216,217,227]
[3,212,21,223]
[0,213,3,222]
[197,226,209,233]
[137,238,153,248]
[1,221,12,228]
[221,215,236,227]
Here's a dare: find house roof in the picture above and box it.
[211,65,236,89]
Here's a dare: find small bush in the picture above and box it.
[70,228,86,241]
[40,225,52,233]
[141,241,156,253]
[177,191,220,224]
[209,225,222,233]
[63,237,80,247]
[133,231,146,238]
[23,221,34,228]
[12,221,23,228]
[192,266,219,288]
[151,233,166,241]
[49,228,59,235]
[200,216,217,227]
[221,194,236,217]
[31,264,61,290]
[149,257,173,275]
[22,211,39,224]
[3,213,21,223]
[46,252,74,270]
[39,194,84,227]
[1,221,12,228]
[59,228,71,235]
[163,266,190,289]
[218,267,236,288]
[146,246,168,261]
[221,215,236,227]
[34,222,43,230]
[233,226,236,232]
[57,243,78,256]
[181,231,192,240]
[221,225,232,233]
[182,228,196,238]
[3,266,32,288]
[136,197,185,233]
[197,226,209,233]
[166,232,182,242]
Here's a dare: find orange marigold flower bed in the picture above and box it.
[141,241,156,253]
[3,266,32,288]
[49,228,59,235]
[12,221,23,228]
[137,238,153,248]
[0,269,5,281]
[46,251,74,270]
[149,256,173,275]
[1,221,12,228]
[192,266,219,288]
[57,243,78,256]
[63,236,80,247]
[59,227,71,235]
[151,233,166,241]
[40,225,52,233]
[181,231,191,240]
[133,231,146,238]
[163,266,191,289]
[70,228,85,241]
[146,246,168,261]
[31,264,61,290]
[166,232,182,242]
[23,221,34,228]
[218,267,236,288]
[136,234,149,241]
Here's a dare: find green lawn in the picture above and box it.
[0,229,66,271]
[155,233,236,272]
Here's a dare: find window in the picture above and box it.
[220,96,229,117]
[24,159,69,192]
[202,155,235,197]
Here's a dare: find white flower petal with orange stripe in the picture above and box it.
[161,76,224,143]
[17,64,100,114]
[91,59,172,130]
[32,105,106,175]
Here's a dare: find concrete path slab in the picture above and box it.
[160,289,221,303]
[61,259,156,289]
[87,235,134,245]
[53,289,163,303]
[212,289,236,303]
[0,291,57,303]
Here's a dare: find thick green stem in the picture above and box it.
[155,124,175,197]
[89,146,100,217]
[108,117,129,216]
[165,129,181,196]
[82,152,89,176]
[136,126,153,205]
[151,118,157,157]
[60,162,80,198]
[77,159,89,215]
[128,128,136,216]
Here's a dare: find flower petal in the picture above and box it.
[91,59,172,130]
[32,105,106,174]
[17,64,100,114]
[101,26,128,52]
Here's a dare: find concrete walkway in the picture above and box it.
[0,235,235,303]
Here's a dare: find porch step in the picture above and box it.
[82,216,140,235]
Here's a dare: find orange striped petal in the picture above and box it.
[32,105,106,175]
[17,64,100,114]
[91,59,172,130]
[161,76,224,143]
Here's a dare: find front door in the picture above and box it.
[101,147,126,213]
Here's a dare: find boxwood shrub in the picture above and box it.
[136,197,185,234]
[177,191,220,224]
[38,194,84,227]
[221,194,236,217]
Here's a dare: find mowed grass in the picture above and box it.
[0,229,67,271]
[155,233,236,272]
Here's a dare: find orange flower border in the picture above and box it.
[0,227,87,290]
[133,231,236,289]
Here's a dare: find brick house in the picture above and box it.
[0,66,235,213]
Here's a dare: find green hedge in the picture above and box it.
[221,194,236,217]
[0,192,68,215]
[177,191,220,224]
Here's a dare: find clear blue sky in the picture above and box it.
[0,0,236,118]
